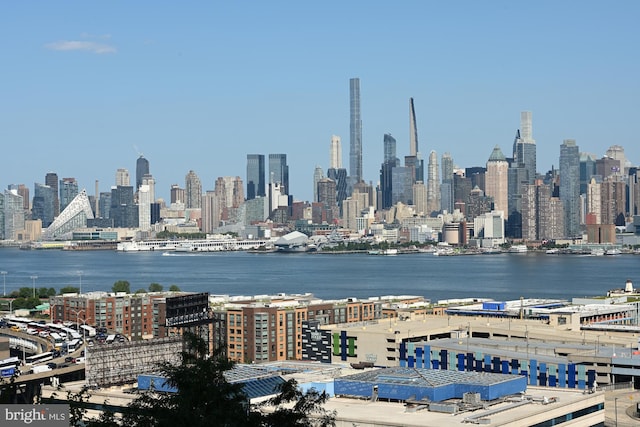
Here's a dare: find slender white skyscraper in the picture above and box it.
[349,78,362,183]
[330,135,342,169]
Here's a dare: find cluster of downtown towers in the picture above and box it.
[1,77,638,241]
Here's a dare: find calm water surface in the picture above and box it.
[0,248,638,302]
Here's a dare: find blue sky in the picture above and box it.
[1,1,638,203]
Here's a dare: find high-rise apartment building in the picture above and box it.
[185,170,202,209]
[441,153,454,213]
[485,146,509,215]
[170,184,185,205]
[45,172,60,216]
[327,168,348,210]
[59,178,79,212]
[115,168,130,187]
[201,191,220,233]
[426,151,440,214]
[383,134,397,164]
[268,154,289,195]
[313,166,324,203]
[214,176,244,221]
[2,189,24,240]
[600,177,626,226]
[559,139,580,237]
[246,154,265,200]
[136,155,150,190]
[110,186,137,228]
[32,183,55,227]
[349,78,362,183]
[137,184,151,231]
[413,181,428,215]
[330,135,342,169]
[513,111,537,184]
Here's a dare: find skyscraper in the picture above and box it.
[409,98,418,157]
[485,146,509,215]
[32,183,55,228]
[383,134,397,164]
[513,111,537,184]
[349,78,362,183]
[313,166,324,203]
[559,139,580,237]
[268,154,289,195]
[138,184,151,231]
[136,155,149,190]
[330,135,342,169]
[116,168,130,187]
[246,154,265,200]
[2,189,24,240]
[441,153,454,213]
[426,151,440,214]
[59,178,79,212]
[185,170,202,209]
[408,98,424,183]
[45,172,60,216]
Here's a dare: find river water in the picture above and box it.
[0,248,638,302]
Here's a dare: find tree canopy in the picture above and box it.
[61,333,335,427]
[112,281,131,294]
[148,283,163,292]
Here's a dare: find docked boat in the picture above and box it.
[508,244,528,253]
[605,248,622,256]
[368,248,398,256]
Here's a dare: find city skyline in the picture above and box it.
[1,2,639,202]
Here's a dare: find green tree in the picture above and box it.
[120,333,335,427]
[148,283,163,292]
[168,285,181,292]
[112,281,131,294]
[60,286,80,294]
[135,289,148,294]
[124,333,249,427]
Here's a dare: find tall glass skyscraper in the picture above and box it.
[136,155,150,190]
[246,154,265,200]
[560,139,580,237]
[32,183,55,227]
[45,172,60,216]
[268,154,289,195]
[59,178,79,212]
[349,78,362,183]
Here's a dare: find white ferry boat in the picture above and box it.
[116,240,179,252]
[117,238,272,252]
[508,244,528,253]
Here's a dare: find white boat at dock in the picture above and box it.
[117,237,273,252]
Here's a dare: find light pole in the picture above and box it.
[77,270,83,295]
[1,271,6,296]
[30,275,38,299]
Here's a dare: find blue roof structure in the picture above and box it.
[137,365,287,399]
[334,367,526,402]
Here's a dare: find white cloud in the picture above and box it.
[45,40,117,54]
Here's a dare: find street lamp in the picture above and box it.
[77,270,83,295]
[30,275,38,299]
[1,271,6,296]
